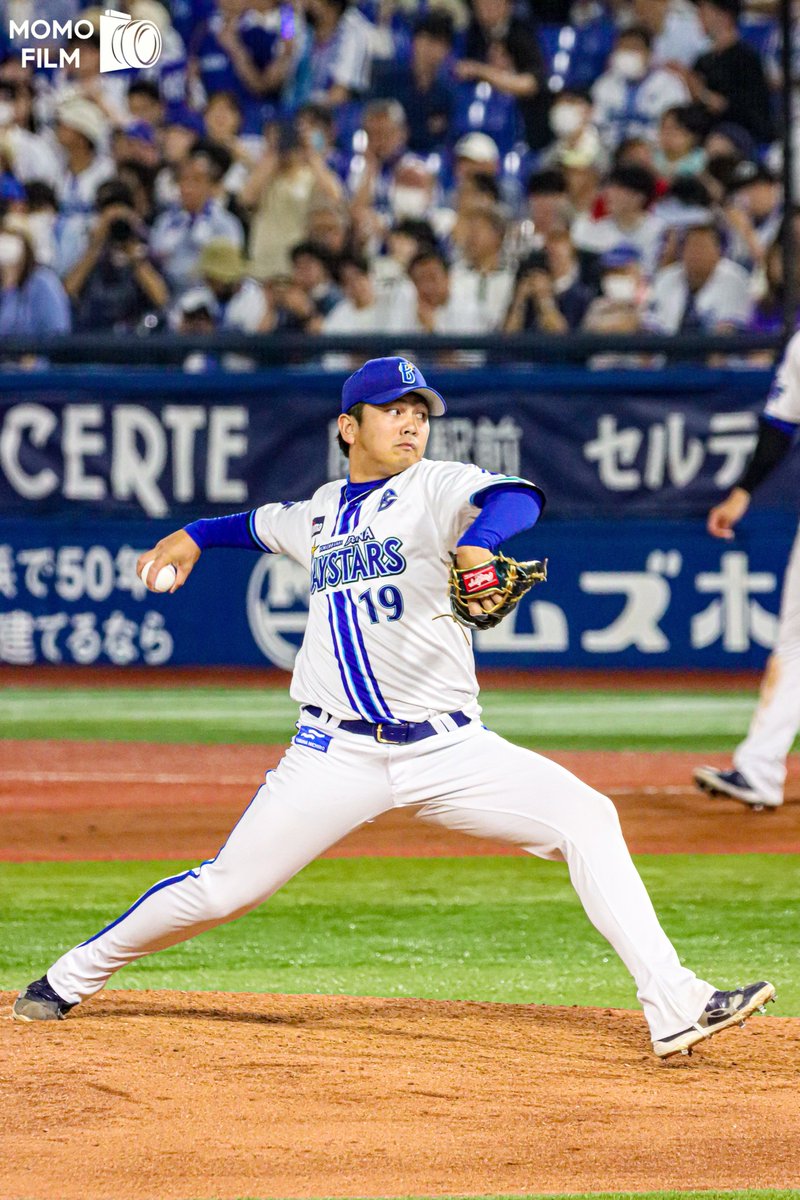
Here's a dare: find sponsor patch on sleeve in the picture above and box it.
[311,516,325,535]
[293,725,332,752]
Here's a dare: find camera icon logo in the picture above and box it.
[99,8,162,73]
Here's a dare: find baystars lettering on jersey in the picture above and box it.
[250,458,542,724]
[310,529,406,594]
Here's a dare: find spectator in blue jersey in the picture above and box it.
[300,0,375,107]
[371,12,455,155]
[170,0,216,52]
[189,0,296,132]
[591,26,689,154]
[150,140,245,291]
[127,0,190,110]
[0,222,71,335]
[456,0,550,151]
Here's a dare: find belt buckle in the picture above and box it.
[374,722,408,744]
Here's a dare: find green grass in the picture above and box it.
[0,686,772,751]
[2,855,796,1012]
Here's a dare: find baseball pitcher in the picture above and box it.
[14,357,774,1058]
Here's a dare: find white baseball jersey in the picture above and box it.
[765,328,800,426]
[250,459,543,723]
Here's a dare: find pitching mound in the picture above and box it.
[2,991,798,1200]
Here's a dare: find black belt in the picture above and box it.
[302,706,471,744]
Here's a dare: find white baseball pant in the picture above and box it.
[48,720,714,1041]
[734,523,800,805]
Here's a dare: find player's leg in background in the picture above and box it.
[46,738,390,1006]
[732,524,800,806]
[399,727,714,1044]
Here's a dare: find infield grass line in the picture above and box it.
[0,686,775,751]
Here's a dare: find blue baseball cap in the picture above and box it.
[341,357,446,416]
[600,244,641,270]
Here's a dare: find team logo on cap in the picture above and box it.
[398,359,417,384]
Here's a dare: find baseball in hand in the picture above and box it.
[139,560,177,593]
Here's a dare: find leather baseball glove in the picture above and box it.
[448,552,548,630]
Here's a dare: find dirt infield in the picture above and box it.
[1,739,798,861]
[2,990,798,1200]
[3,735,800,1200]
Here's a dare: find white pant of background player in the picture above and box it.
[48,720,714,1044]
[733,524,800,806]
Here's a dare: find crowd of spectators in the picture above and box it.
[0,0,794,363]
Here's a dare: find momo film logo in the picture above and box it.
[9,9,162,72]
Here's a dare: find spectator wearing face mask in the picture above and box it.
[592,26,690,153]
[0,222,71,335]
[646,219,752,333]
[572,164,663,277]
[375,155,455,250]
[582,244,646,326]
[541,91,606,175]
[347,100,409,220]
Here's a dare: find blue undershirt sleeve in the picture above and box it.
[183,511,267,551]
[457,487,542,553]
